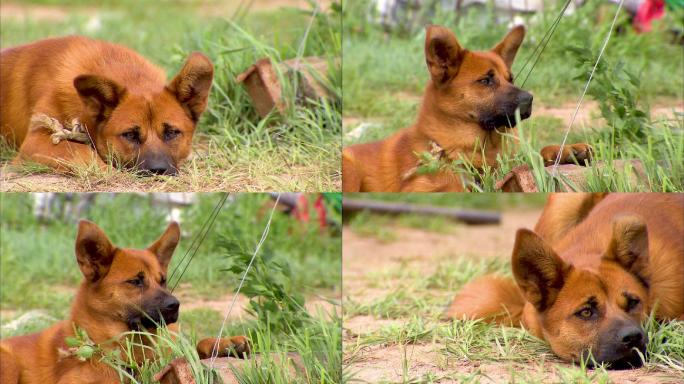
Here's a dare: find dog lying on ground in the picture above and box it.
[0,221,248,384]
[0,36,214,175]
[342,25,592,192]
[445,193,684,368]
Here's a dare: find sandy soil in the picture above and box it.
[342,210,682,383]
[0,1,332,21]
[535,101,681,129]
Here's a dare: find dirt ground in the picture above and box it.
[0,1,332,21]
[342,210,682,383]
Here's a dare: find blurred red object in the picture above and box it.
[634,0,665,33]
[290,194,327,230]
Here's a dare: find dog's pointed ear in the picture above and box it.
[512,229,568,311]
[74,75,126,124]
[492,25,525,69]
[148,222,180,269]
[604,216,650,285]
[75,220,116,282]
[167,52,214,122]
[425,25,465,86]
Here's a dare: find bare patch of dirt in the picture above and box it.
[0,3,87,21]
[343,210,539,297]
[0,309,18,322]
[209,0,334,14]
[534,100,681,128]
[177,288,339,321]
[342,209,681,383]
[0,0,331,22]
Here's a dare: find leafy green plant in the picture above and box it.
[569,46,651,148]
[220,236,310,335]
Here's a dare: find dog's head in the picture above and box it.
[423,25,532,131]
[512,216,650,369]
[73,53,214,176]
[74,220,181,331]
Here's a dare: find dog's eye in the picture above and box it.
[163,124,182,141]
[121,128,141,144]
[575,307,594,320]
[626,297,641,311]
[127,276,144,287]
[160,276,166,286]
[478,77,493,86]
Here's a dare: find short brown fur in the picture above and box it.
[1,36,213,175]
[0,221,248,384]
[445,193,684,367]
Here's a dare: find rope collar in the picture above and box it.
[401,140,446,181]
[30,113,92,145]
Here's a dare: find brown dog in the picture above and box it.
[0,221,248,384]
[445,193,684,368]
[0,36,214,175]
[342,25,592,192]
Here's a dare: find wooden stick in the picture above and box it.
[342,199,500,225]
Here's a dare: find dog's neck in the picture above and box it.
[412,90,512,168]
[67,286,130,345]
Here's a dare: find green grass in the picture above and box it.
[342,0,683,192]
[0,192,341,383]
[0,1,341,192]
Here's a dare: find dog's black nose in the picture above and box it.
[163,296,180,313]
[618,326,645,348]
[515,91,533,119]
[139,154,177,176]
[519,92,533,106]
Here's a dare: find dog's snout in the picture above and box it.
[618,326,645,348]
[516,91,533,119]
[164,296,180,313]
[518,92,533,107]
[139,153,177,176]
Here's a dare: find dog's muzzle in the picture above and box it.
[126,294,180,330]
[480,89,534,130]
[588,323,647,370]
[517,91,533,119]
[137,152,178,176]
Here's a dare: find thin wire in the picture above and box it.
[168,194,226,282]
[551,0,624,175]
[208,193,282,368]
[291,3,320,99]
[516,0,571,85]
[169,194,229,292]
[519,0,572,87]
[295,2,319,62]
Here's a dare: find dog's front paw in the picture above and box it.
[196,336,251,359]
[540,143,593,166]
[227,335,251,358]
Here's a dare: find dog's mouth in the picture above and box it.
[125,296,180,331]
[605,352,645,370]
[135,167,179,177]
[583,343,647,370]
[126,309,179,331]
[480,106,532,131]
